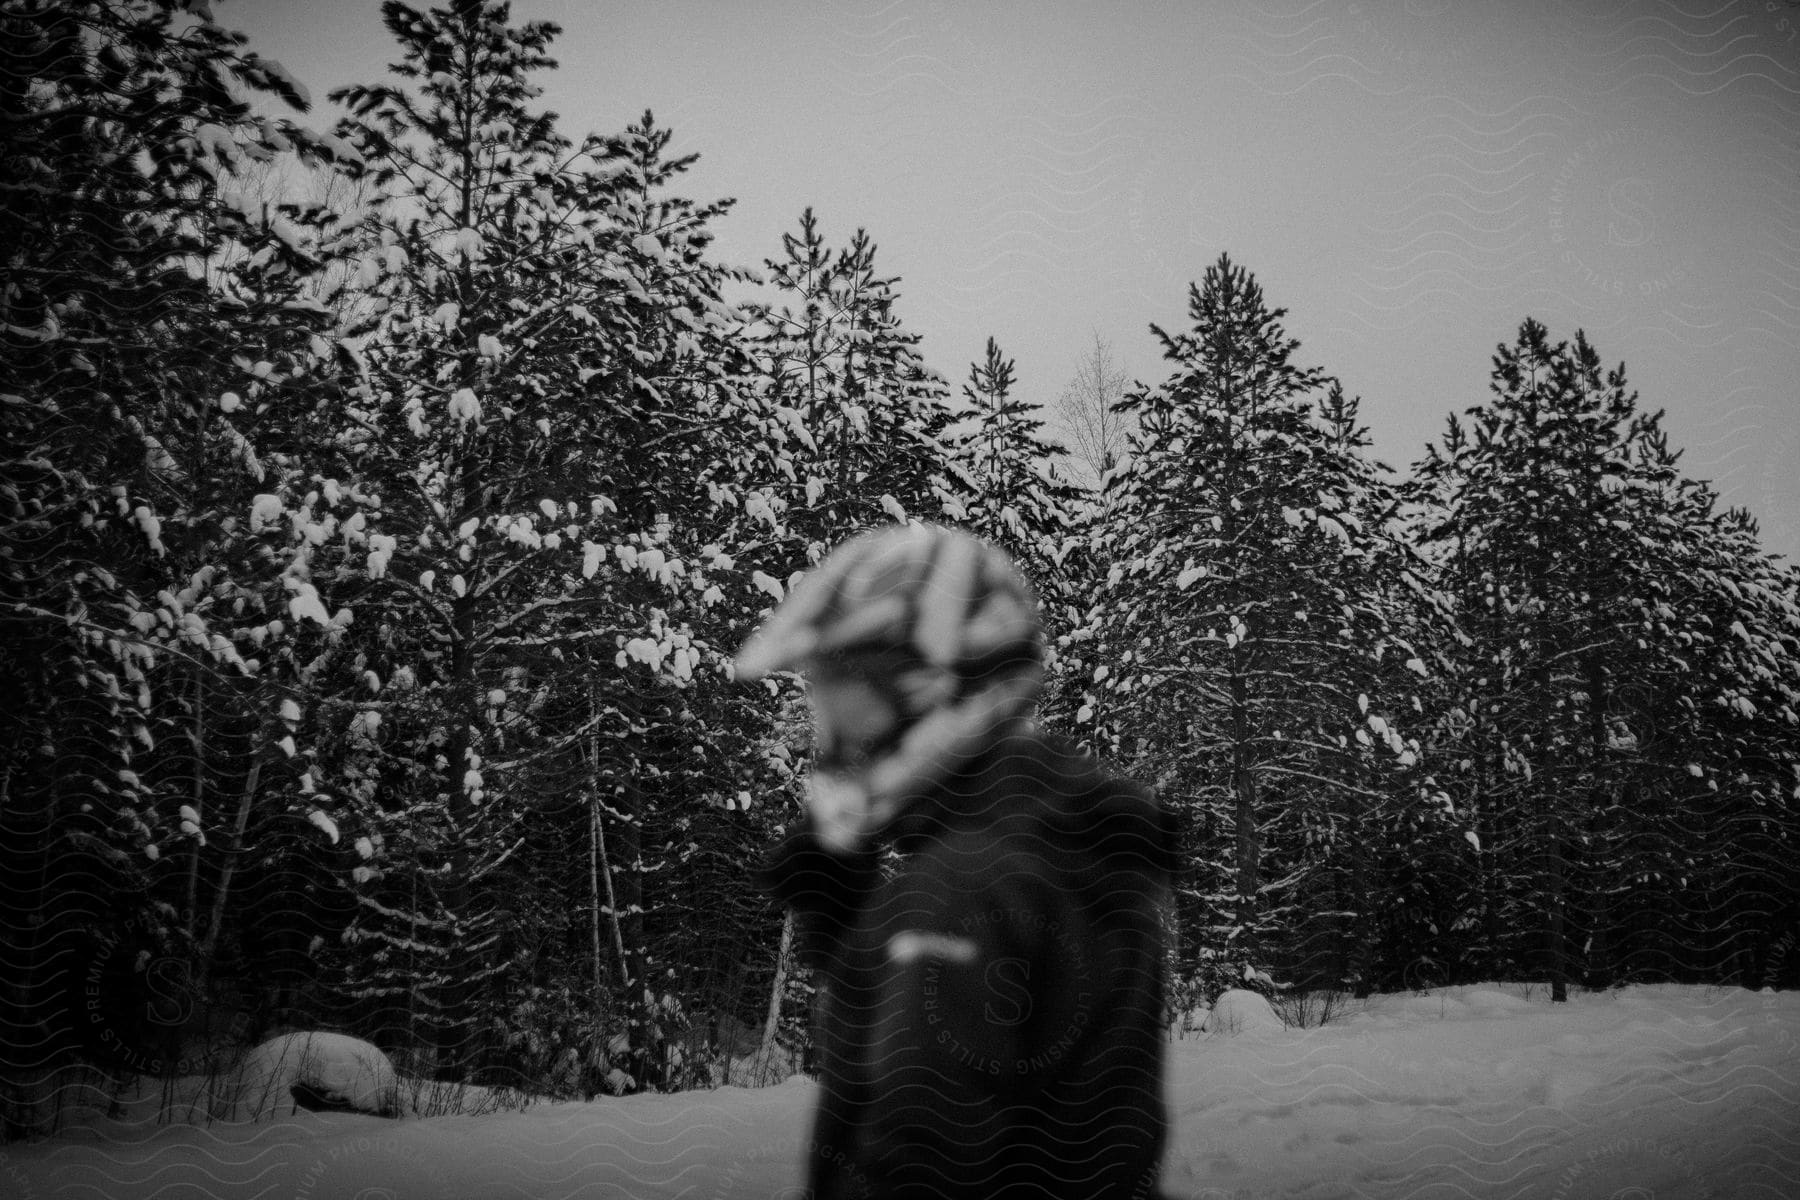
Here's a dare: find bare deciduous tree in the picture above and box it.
[1048,331,1135,492]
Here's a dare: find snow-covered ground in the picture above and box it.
[6,983,1796,1199]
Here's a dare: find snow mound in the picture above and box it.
[231,1031,401,1120]
[1201,988,1285,1036]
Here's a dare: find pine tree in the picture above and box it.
[751,209,969,571]
[1298,383,1459,996]
[319,1,780,1083]
[1416,320,1621,998]
[946,337,1085,634]
[1409,317,1800,997]
[0,0,348,1131]
[1085,254,1434,995]
[1600,461,1800,986]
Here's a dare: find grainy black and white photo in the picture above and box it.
[2,1,1797,1197]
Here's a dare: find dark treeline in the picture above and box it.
[4,0,1796,1136]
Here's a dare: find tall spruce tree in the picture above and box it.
[1411,317,1800,997]
[0,0,349,1133]
[947,337,1085,644]
[319,0,778,1084]
[751,209,969,572]
[1085,254,1434,995]
[1415,320,1632,999]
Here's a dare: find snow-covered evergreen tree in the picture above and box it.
[750,209,969,569]
[0,0,354,1131]
[1411,318,1800,997]
[944,337,1085,646]
[318,0,783,1084]
[1293,383,1460,996]
[1413,320,1636,999]
[1084,254,1436,994]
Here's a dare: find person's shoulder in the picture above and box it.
[991,726,1147,806]
[994,728,1175,877]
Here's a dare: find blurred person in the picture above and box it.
[739,523,1175,1199]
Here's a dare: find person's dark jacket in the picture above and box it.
[757,726,1177,1200]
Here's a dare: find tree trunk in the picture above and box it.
[434,108,487,1081]
[584,687,632,996]
[1582,654,1616,989]
[592,789,631,993]
[1230,670,1260,963]
[1346,776,1371,999]
[1477,729,1505,978]
[753,911,795,1083]
[597,802,619,1007]
[1541,784,1569,1003]
[196,756,260,998]
[183,672,205,941]
[438,552,487,1061]
[614,767,662,1085]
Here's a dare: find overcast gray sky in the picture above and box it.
[227,0,1800,560]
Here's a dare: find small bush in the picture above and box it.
[1269,988,1354,1029]
[400,1074,534,1118]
